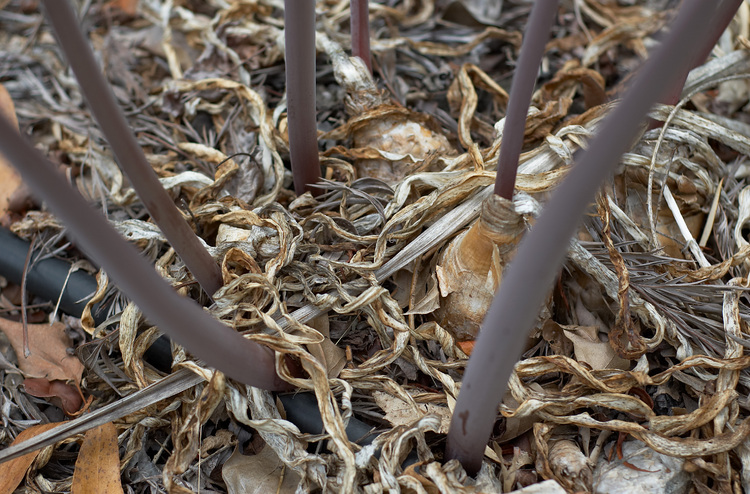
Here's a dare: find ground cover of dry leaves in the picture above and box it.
[3,0,750,492]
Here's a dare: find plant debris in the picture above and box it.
[2,0,750,492]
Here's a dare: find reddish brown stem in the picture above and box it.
[351,0,372,74]
[284,0,322,196]
[446,0,716,474]
[0,113,289,391]
[659,0,742,108]
[494,0,559,200]
[40,0,222,297]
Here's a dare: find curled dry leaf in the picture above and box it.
[22,377,83,415]
[401,462,441,494]
[0,317,84,383]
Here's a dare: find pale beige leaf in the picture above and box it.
[562,324,630,371]
[373,391,451,434]
[221,445,300,494]
[306,314,346,378]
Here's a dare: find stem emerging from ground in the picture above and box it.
[43,0,223,295]
[351,0,372,74]
[40,0,222,297]
[494,0,559,200]
[0,114,289,391]
[284,0,322,196]
[446,0,715,474]
[658,0,742,108]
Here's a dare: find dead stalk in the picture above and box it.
[351,0,372,74]
[658,0,743,108]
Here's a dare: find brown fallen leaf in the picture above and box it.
[456,340,474,356]
[306,313,346,379]
[0,317,84,383]
[71,422,124,494]
[561,323,631,371]
[0,83,27,227]
[104,0,138,15]
[221,445,300,494]
[0,422,62,494]
[22,377,83,415]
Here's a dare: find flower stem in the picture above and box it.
[0,113,290,390]
[40,0,223,297]
[284,0,322,196]
[446,0,716,474]
[494,0,559,200]
[351,0,372,74]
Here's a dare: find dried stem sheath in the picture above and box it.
[40,0,222,297]
[351,0,372,74]
[0,114,289,391]
[446,0,715,474]
[494,0,559,200]
[284,0,322,196]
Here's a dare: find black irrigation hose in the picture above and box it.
[0,226,172,370]
[278,392,419,466]
[0,226,105,321]
[278,392,376,444]
[0,226,419,462]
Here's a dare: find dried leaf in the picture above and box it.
[0,83,25,227]
[306,314,346,379]
[0,422,61,494]
[373,391,451,434]
[221,445,300,494]
[71,422,124,494]
[562,324,630,371]
[22,377,83,415]
[0,317,84,382]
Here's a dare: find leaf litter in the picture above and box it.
[2,0,750,492]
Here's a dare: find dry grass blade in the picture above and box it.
[0,369,201,464]
[3,0,750,491]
